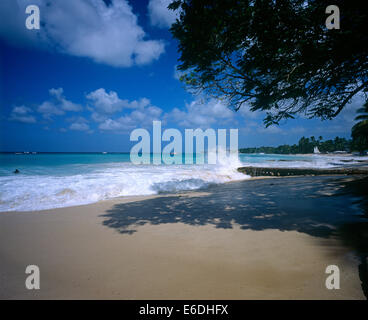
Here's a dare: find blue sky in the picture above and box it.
[0,0,362,152]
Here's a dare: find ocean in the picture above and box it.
[0,152,367,212]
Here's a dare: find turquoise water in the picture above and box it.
[0,153,131,175]
[0,152,310,176]
[0,152,365,212]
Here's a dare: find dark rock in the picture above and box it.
[237,166,368,177]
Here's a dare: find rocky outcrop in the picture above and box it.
[237,166,368,177]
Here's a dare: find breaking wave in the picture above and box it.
[0,152,248,212]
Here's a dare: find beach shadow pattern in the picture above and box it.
[101,175,368,298]
[101,175,368,238]
[335,176,368,299]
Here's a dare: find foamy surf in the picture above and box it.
[1,152,367,212]
[0,154,248,212]
[238,153,368,169]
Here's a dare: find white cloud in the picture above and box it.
[148,0,178,28]
[0,0,165,67]
[91,112,108,123]
[12,105,32,115]
[37,101,65,119]
[127,98,152,110]
[9,105,36,123]
[86,89,163,132]
[87,88,153,115]
[18,115,35,123]
[98,105,163,132]
[87,88,126,114]
[67,116,91,132]
[86,88,162,132]
[49,88,82,112]
[37,88,81,119]
[167,98,235,128]
[70,122,90,131]
[98,118,124,131]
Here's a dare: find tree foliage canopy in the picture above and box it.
[169,0,368,126]
[351,101,368,152]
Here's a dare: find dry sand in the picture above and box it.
[0,179,366,300]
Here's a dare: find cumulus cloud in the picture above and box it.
[9,105,36,123]
[85,88,163,132]
[37,88,82,119]
[37,101,65,119]
[70,122,90,131]
[86,88,127,115]
[166,98,235,128]
[11,106,32,115]
[86,88,162,132]
[98,104,163,132]
[87,88,153,116]
[148,0,178,28]
[65,116,91,132]
[0,0,165,67]
[49,88,82,112]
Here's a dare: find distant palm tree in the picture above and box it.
[352,101,368,153]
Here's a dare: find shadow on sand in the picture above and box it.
[100,175,368,298]
[101,176,367,236]
[335,176,368,298]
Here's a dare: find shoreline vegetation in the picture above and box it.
[239,136,363,155]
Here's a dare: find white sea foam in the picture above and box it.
[239,154,368,169]
[1,153,367,212]
[0,153,248,212]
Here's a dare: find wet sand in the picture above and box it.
[0,176,367,299]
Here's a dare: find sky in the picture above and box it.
[0,0,363,152]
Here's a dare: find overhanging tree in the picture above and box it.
[351,101,368,152]
[169,0,368,126]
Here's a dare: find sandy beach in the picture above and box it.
[0,175,367,299]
